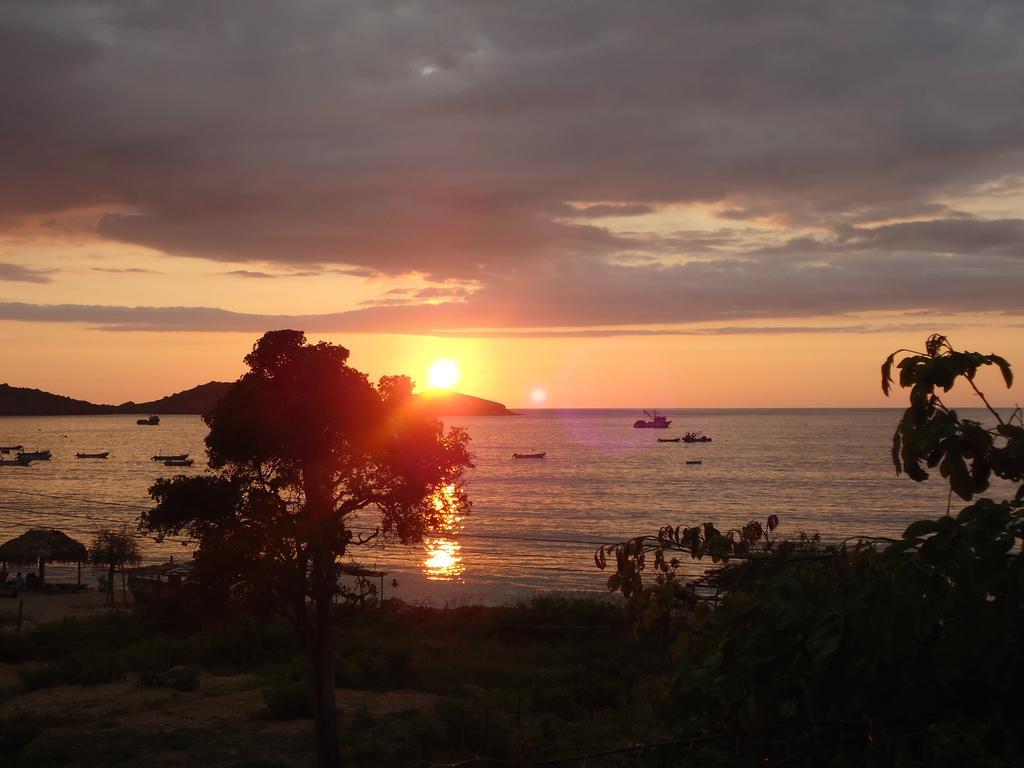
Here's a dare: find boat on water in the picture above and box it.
[0,445,23,453]
[137,415,161,426]
[633,410,671,429]
[657,437,681,443]
[76,451,110,459]
[152,453,188,461]
[17,449,51,461]
[513,452,546,459]
[164,458,194,467]
[682,431,712,443]
[0,454,33,467]
[686,459,703,465]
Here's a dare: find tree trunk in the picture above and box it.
[309,546,340,768]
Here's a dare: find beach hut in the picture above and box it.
[0,528,88,585]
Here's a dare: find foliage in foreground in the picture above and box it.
[599,336,1024,766]
[0,596,666,767]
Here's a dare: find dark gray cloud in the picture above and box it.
[2,1,1024,327]
[568,204,656,218]
[0,262,52,283]
[1,232,1020,333]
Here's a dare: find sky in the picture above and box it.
[1,1,1022,408]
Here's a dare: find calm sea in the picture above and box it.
[0,409,1009,603]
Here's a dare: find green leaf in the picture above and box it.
[881,352,897,396]
[990,355,1013,388]
[903,519,939,539]
[948,454,974,501]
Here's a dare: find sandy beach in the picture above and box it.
[0,588,131,629]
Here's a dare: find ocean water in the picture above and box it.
[0,409,1011,603]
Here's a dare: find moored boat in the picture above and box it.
[682,431,712,443]
[152,453,189,461]
[633,410,671,428]
[0,454,33,467]
[686,459,703,465]
[513,452,546,459]
[657,437,680,443]
[76,451,110,459]
[0,445,23,453]
[164,458,194,467]
[17,449,51,461]
[137,415,161,426]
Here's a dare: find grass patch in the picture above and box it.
[1,595,668,766]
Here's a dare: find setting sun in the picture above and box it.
[427,359,460,389]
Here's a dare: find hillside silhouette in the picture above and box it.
[0,382,515,417]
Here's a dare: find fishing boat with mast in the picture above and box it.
[633,410,671,429]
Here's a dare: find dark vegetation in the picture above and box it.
[0,597,666,768]
[142,330,473,768]
[598,335,1023,766]
[0,381,233,416]
[2,334,1019,767]
[90,525,142,606]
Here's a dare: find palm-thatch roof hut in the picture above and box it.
[0,528,88,584]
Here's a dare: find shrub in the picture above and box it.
[261,674,312,720]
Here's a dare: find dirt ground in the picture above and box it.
[0,667,439,724]
[0,664,442,765]
[0,588,130,629]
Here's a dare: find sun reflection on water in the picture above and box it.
[422,483,466,581]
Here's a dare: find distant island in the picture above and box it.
[0,382,516,417]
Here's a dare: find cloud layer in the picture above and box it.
[2,0,1023,330]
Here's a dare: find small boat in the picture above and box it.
[164,458,194,467]
[0,445,23,453]
[682,431,712,443]
[513,452,546,459]
[152,453,189,461]
[686,460,703,465]
[0,455,33,467]
[76,451,110,459]
[137,415,161,426]
[17,449,51,461]
[657,437,681,443]
[633,410,671,429]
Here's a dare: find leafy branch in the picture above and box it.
[882,334,1022,503]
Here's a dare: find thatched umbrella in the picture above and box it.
[0,528,88,585]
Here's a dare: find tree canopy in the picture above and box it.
[141,329,472,768]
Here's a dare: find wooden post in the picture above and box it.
[121,566,127,606]
[16,599,23,635]
[77,559,82,586]
[38,556,45,585]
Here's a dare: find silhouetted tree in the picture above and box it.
[141,330,472,768]
[90,524,142,606]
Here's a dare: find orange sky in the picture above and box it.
[2,3,1022,407]
[1,318,1019,409]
